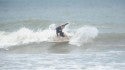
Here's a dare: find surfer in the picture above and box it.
[56,23,69,37]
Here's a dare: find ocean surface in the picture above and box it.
[0,0,125,70]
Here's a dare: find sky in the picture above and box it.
[0,0,125,23]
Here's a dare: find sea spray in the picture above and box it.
[69,25,98,46]
[0,24,98,48]
[0,24,58,48]
[0,27,48,48]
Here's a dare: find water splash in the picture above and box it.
[0,24,98,48]
[69,25,99,46]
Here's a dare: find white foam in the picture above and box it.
[85,65,118,70]
[0,27,53,48]
[0,24,98,48]
[69,25,98,46]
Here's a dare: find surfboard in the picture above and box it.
[50,40,69,43]
[48,36,70,43]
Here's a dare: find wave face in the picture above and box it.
[0,24,98,48]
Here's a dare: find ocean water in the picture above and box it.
[0,0,125,70]
[0,21,125,70]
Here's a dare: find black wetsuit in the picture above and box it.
[56,26,65,37]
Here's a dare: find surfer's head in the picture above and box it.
[61,24,65,27]
[61,25,65,29]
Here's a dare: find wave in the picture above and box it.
[69,25,98,46]
[0,24,98,48]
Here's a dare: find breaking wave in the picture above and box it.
[0,24,98,48]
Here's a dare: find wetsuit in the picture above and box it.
[56,26,65,37]
[56,23,69,37]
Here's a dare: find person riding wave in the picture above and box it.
[56,23,69,37]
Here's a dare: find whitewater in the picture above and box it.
[0,24,98,48]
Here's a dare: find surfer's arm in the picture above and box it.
[63,23,69,26]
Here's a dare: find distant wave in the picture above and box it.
[0,24,98,48]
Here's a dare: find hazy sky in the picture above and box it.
[0,0,125,23]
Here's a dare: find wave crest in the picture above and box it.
[0,24,98,48]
